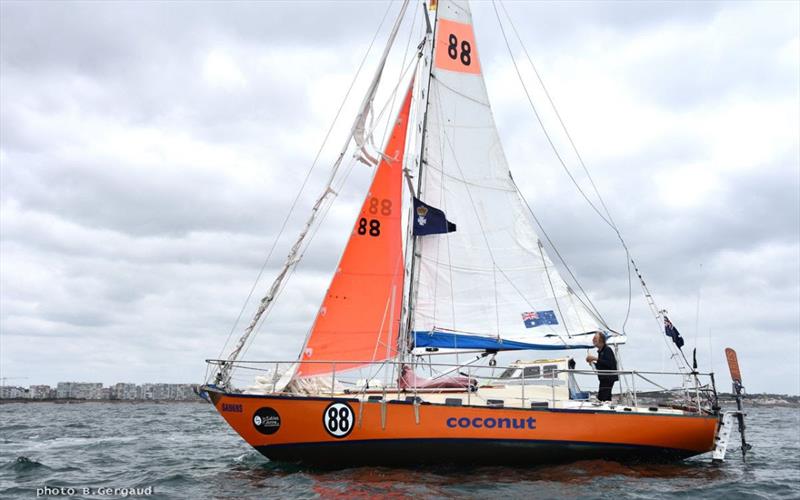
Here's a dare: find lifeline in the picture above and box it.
[446,416,536,429]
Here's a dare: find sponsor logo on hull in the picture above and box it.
[253,407,281,435]
[446,416,537,430]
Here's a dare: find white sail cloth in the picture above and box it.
[411,0,610,348]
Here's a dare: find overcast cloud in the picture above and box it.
[1,0,798,394]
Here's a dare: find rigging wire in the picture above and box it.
[362,10,422,383]
[497,1,621,230]
[490,2,689,369]
[509,174,609,328]
[237,157,353,364]
[496,0,636,338]
[490,1,614,228]
[223,2,418,378]
[494,0,692,373]
[237,49,422,368]
[239,141,362,363]
[215,1,397,363]
[490,1,638,335]
[437,103,567,342]
[537,240,571,338]
[405,66,609,333]
[433,84,509,339]
[378,1,419,145]
[424,58,589,343]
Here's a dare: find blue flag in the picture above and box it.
[521,310,558,328]
[412,198,456,236]
[664,316,684,349]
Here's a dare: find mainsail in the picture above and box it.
[410,0,615,351]
[295,82,415,378]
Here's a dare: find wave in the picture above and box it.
[1,456,50,474]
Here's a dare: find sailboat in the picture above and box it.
[201,0,746,467]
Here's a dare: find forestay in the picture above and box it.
[411,0,616,350]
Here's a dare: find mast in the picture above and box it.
[400,1,438,361]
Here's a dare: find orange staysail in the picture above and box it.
[296,82,414,378]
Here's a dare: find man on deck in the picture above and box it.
[586,331,618,402]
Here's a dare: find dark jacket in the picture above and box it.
[595,345,618,383]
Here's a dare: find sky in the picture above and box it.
[1,0,798,394]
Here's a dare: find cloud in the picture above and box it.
[1,0,797,396]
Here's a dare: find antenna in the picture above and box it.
[694,263,703,366]
[708,327,714,376]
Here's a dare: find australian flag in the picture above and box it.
[522,310,558,328]
[664,315,685,349]
[412,198,456,236]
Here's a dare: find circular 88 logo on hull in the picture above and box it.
[322,401,355,438]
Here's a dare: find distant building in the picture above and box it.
[56,382,73,399]
[176,384,198,400]
[10,382,200,401]
[140,383,154,400]
[28,385,52,399]
[113,383,138,400]
[152,383,172,400]
[56,382,103,399]
[0,386,27,399]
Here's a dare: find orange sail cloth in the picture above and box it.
[296,82,414,378]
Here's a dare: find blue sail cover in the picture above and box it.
[413,330,597,351]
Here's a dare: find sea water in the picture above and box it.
[1,402,798,499]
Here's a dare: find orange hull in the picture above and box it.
[208,389,719,466]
